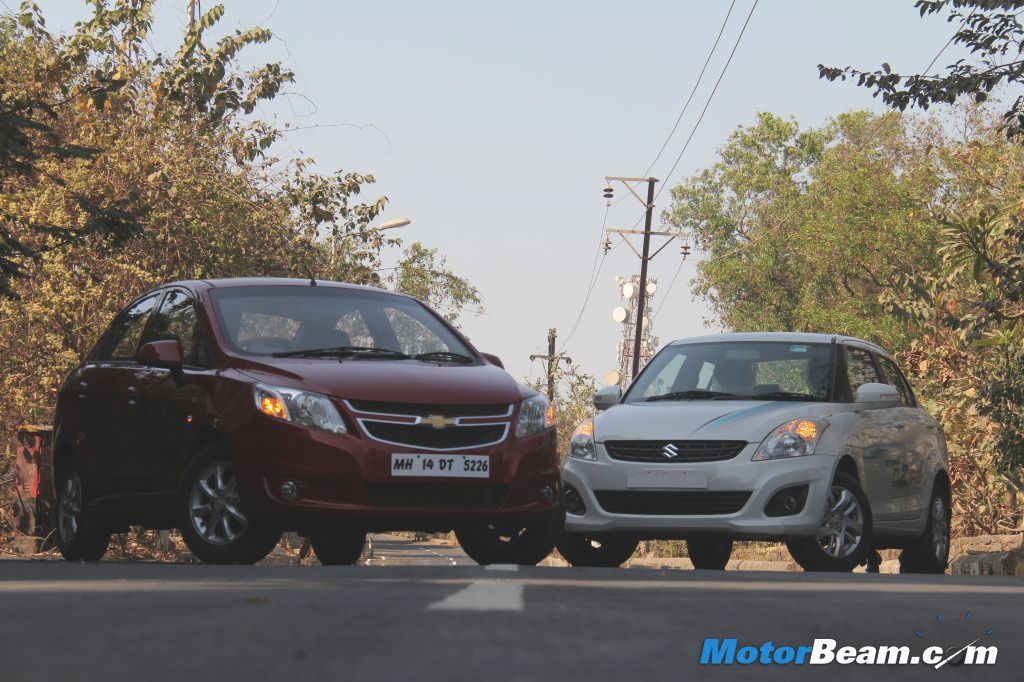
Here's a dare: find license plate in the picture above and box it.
[390,453,490,478]
[626,469,709,489]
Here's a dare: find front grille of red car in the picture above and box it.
[362,422,508,450]
[367,483,509,509]
[594,490,752,515]
[604,440,746,463]
[347,400,512,419]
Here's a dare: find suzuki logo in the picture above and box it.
[662,443,680,459]
[421,414,458,429]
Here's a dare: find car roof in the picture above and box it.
[141,277,415,301]
[667,332,891,358]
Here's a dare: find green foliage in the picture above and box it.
[0,1,478,485]
[390,242,482,322]
[819,1,1024,137]
[669,106,1024,534]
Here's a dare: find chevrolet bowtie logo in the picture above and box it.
[421,414,458,429]
[662,443,680,459]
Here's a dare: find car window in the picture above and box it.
[845,347,880,393]
[209,285,472,358]
[877,356,914,406]
[625,341,833,402]
[94,294,160,361]
[145,290,209,367]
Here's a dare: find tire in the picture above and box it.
[687,535,733,570]
[899,482,951,574]
[55,459,110,562]
[557,533,639,568]
[456,510,562,566]
[786,472,873,572]
[311,529,366,566]
[178,445,281,565]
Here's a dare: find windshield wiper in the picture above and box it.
[271,345,410,359]
[413,351,476,364]
[748,391,824,402]
[646,390,741,402]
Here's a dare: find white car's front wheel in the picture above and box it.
[786,473,873,572]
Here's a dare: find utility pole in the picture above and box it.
[603,176,677,380]
[187,0,199,30]
[530,328,572,401]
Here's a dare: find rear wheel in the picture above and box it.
[686,535,733,570]
[178,445,281,565]
[899,483,950,574]
[311,529,366,566]
[556,533,639,567]
[55,460,110,562]
[786,473,872,572]
[456,511,561,566]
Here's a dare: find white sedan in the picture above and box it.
[559,333,951,572]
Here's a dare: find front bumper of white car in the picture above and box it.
[561,443,837,538]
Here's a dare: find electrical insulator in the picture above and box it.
[602,184,614,199]
[602,236,612,254]
[680,243,691,260]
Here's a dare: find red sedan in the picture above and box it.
[52,278,561,565]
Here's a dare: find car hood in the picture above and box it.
[237,358,532,405]
[593,400,835,442]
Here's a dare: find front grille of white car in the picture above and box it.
[604,440,746,463]
[594,490,752,515]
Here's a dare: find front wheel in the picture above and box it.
[786,473,873,572]
[557,533,639,567]
[899,483,950,574]
[456,511,561,566]
[178,446,281,565]
[686,536,733,570]
[55,461,110,562]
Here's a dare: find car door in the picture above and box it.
[86,292,162,499]
[842,344,904,521]
[875,354,932,523]
[133,288,215,500]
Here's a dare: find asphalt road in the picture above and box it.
[1,535,1021,682]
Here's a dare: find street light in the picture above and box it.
[376,217,412,231]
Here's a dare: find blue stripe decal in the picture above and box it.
[694,401,794,432]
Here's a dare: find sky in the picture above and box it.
[29,0,974,385]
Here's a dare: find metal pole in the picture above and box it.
[187,0,198,30]
[632,177,656,379]
[546,328,556,401]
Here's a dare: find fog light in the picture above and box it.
[280,480,301,501]
[765,484,808,517]
[540,483,556,503]
[563,484,586,516]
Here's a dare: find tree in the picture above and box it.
[819,1,1024,137]
[666,107,1024,535]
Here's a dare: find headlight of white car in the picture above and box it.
[752,418,829,461]
[253,383,347,435]
[568,420,596,460]
[515,395,554,437]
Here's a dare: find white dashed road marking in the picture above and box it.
[427,581,525,612]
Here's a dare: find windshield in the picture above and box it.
[624,341,834,403]
[208,285,474,359]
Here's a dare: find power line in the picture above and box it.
[559,203,613,351]
[642,0,738,178]
[653,0,759,204]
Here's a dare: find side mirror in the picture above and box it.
[481,352,504,369]
[593,386,622,411]
[855,382,900,405]
[137,340,184,369]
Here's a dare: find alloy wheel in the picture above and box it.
[931,496,949,563]
[189,462,248,546]
[58,471,83,544]
[815,485,864,559]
